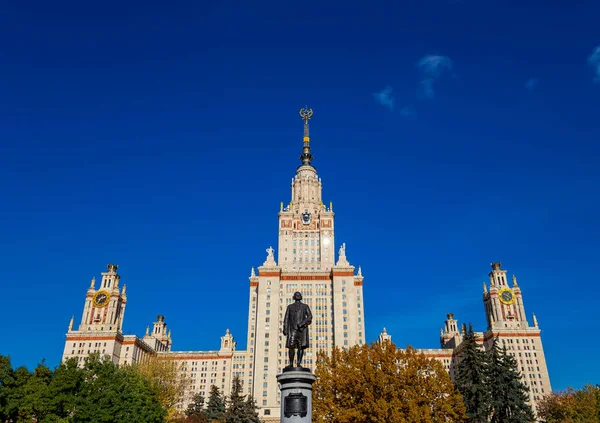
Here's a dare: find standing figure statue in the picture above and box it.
[283,292,313,369]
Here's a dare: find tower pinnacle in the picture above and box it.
[299,107,314,165]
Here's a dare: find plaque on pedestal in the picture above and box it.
[277,368,316,423]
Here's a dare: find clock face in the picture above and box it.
[498,288,515,305]
[93,290,110,308]
[301,211,311,225]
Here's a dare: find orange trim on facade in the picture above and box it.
[66,335,121,342]
[332,271,354,276]
[259,272,281,277]
[250,282,258,287]
[484,332,541,341]
[281,275,332,281]
[354,281,363,286]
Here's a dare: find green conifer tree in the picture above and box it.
[185,392,206,417]
[224,376,260,423]
[205,385,226,422]
[241,396,261,423]
[225,376,245,423]
[487,338,535,423]
[455,323,491,422]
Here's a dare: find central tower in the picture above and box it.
[245,108,366,420]
[278,107,335,272]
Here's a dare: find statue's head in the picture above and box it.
[293,292,302,301]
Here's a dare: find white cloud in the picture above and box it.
[417,54,453,99]
[373,86,395,110]
[525,78,539,91]
[588,45,600,83]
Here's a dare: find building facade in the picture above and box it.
[62,110,551,421]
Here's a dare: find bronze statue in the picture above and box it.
[283,292,313,368]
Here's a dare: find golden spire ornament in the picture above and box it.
[299,106,314,165]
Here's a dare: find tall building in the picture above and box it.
[62,109,551,422]
[243,107,366,417]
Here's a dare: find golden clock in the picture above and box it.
[92,290,110,308]
[498,287,515,305]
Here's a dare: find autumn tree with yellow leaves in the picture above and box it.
[536,384,600,423]
[313,341,467,423]
[134,355,192,422]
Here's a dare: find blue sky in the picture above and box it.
[1,0,599,391]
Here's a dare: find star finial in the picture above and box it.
[299,107,314,165]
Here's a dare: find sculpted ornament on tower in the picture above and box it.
[264,246,277,266]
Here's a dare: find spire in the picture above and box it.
[90,277,96,289]
[145,326,149,336]
[251,267,256,277]
[512,274,518,287]
[68,316,74,332]
[299,107,314,165]
[358,266,362,277]
[483,282,488,294]
[533,313,539,328]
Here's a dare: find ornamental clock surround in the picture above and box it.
[498,287,515,305]
[92,290,110,307]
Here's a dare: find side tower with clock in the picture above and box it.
[62,263,170,367]
[78,264,126,332]
[482,262,552,407]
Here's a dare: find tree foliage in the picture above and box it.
[185,392,206,417]
[455,324,491,422]
[134,356,191,421]
[487,339,536,423]
[205,385,226,422]
[0,353,166,423]
[537,384,600,423]
[455,328,538,423]
[313,341,467,423]
[225,376,260,423]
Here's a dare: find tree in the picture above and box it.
[454,324,491,422]
[241,396,261,423]
[537,385,600,423]
[0,354,167,423]
[314,341,467,423]
[75,354,166,423]
[186,392,206,417]
[225,376,260,423]
[134,356,191,422]
[45,358,86,421]
[18,360,54,422]
[2,363,34,422]
[0,354,12,422]
[205,385,226,422]
[487,338,535,423]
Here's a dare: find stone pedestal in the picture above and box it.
[276,368,317,423]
